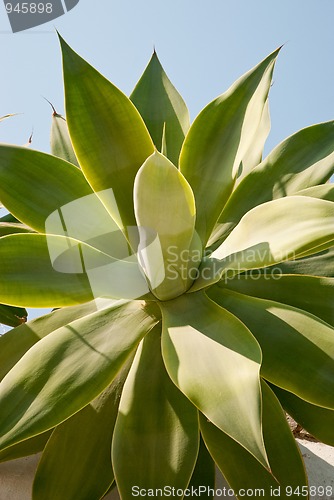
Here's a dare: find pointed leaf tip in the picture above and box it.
[180,47,280,245]
[43,97,58,116]
[60,37,154,229]
[131,52,190,165]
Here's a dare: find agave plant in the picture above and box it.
[0,36,334,499]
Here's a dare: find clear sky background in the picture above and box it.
[1,0,334,154]
[0,0,334,324]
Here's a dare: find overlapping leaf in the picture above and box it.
[0,233,93,307]
[264,246,334,277]
[179,48,279,244]
[0,213,19,224]
[238,98,271,178]
[0,149,134,284]
[113,325,198,498]
[211,121,334,245]
[59,35,154,230]
[160,291,267,467]
[272,384,334,446]
[0,304,27,328]
[50,110,79,166]
[224,275,334,327]
[0,222,33,237]
[0,145,92,233]
[294,184,334,202]
[191,196,334,292]
[33,361,131,500]
[209,287,334,409]
[131,51,190,165]
[0,300,159,452]
[0,431,52,464]
[187,438,215,498]
[0,232,152,307]
[200,382,307,499]
[134,151,200,300]
[0,299,115,381]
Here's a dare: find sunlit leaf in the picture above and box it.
[0,145,92,233]
[131,51,190,165]
[209,287,334,409]
[211,121,334,245]
[224,274,334,327]
[238,98,271,178]
[113,325,198,498]
[50,108,79,167]
[160,291,267,467]
[33,361,131,500]
[294,184,334,202]
[0,233,93,307]
[134,150,199,300]
[0,222,33,237]
[0,300,159,452]
[191,196,334,292]
[200,381,307,499]
[180,48,279,244]
[0,299,115,381]
[59,35,154,230]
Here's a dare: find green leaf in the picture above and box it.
[200,381,307,499]
[272,384,334,447]
[0,300,159,452]
[50,111,79,167]
[264,246,334,277]
[179,48,279,244]
[0,232,151,307]
[191,196,334,292]
[0,304,27,328]
[286,239,334,260]
[0,213,20,223]
[130,51,190,166]
[134,150,199,300]
[0,233,93,307]
[213,197,334,265]
[0,431,52,464]
[211,121,334,245]
[0,299,113,381]
[201,412,277,498]
[187,438,215,498]
[224,275,334,327]
[238,98,271,178]
[0,145,93,233]
[33,361,131,500]
[294,184,334,202]
[160,291,268,467]
[113,325,198,498]
[0,222,33,237]
[209,287,334,409]
[59,35,154,230]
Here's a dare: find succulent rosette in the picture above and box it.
[0,36,333,499]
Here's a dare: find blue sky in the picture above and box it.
[1,0,334,323]
[1,0,334,155]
